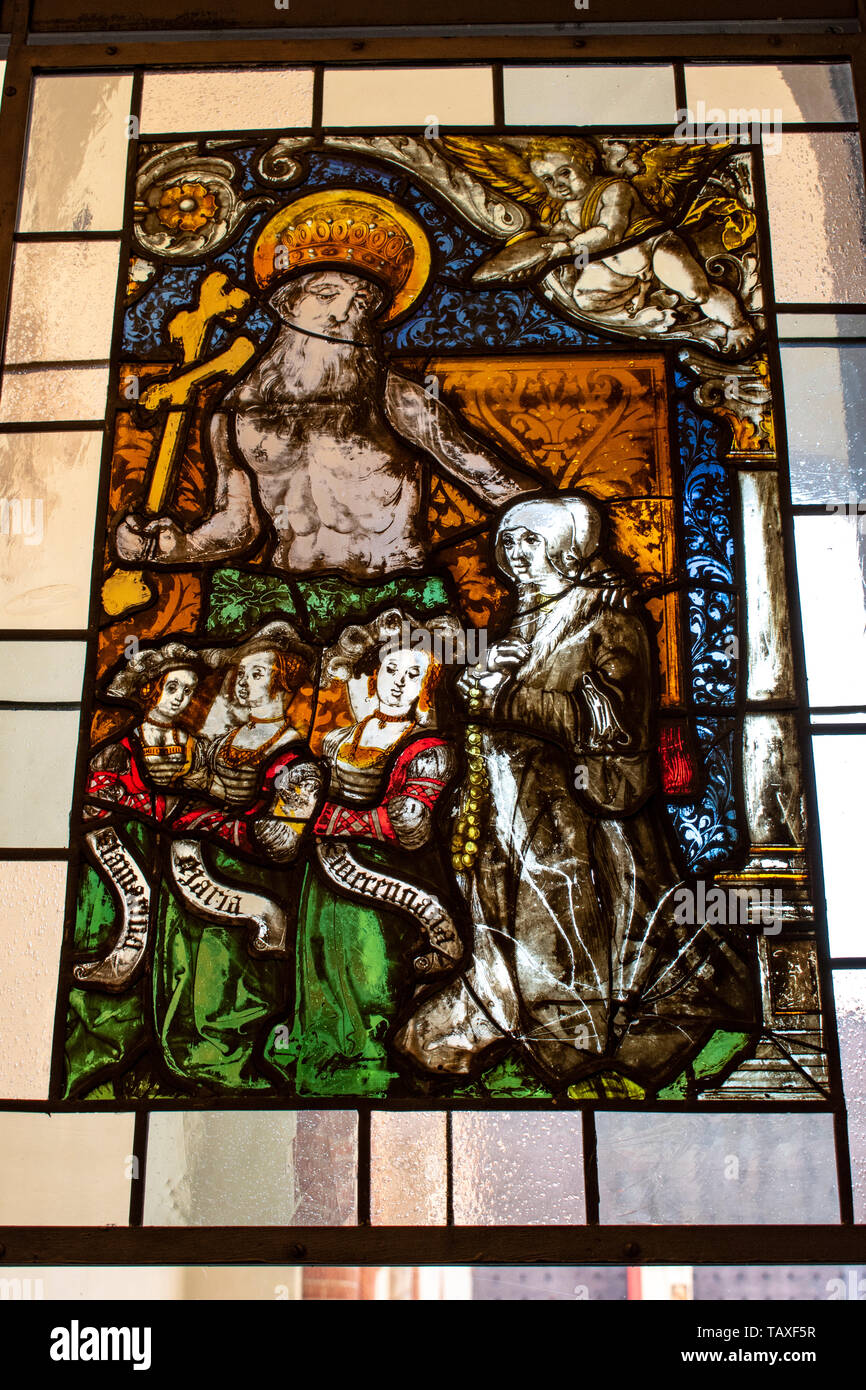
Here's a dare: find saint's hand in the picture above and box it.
[115,513,184,563]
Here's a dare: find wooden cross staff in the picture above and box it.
[102,271,256,618]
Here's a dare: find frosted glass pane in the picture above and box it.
[794,516,866,707]
[452,1112,585,1225]
[781,346,866,504]
[812,735,866,958]
[685,63,856,123]
[596,1112,838,1223]
[323,67,494,127]
[0,431,102,629]
[0,709,80,847]
[504,65,676,125]
[18,74,133,233]
[777,314,866,338]
[4,242,120,364]
[143,1110,357,1226]
[140,69,314,134]
[0,365,110,423]
[0,1267,307,1299]
[0,640,86,701]
[764,133,866,304]
[0,861,67,1099]
[834,970,866,1222]
[0,1113,133,1224]
[370,1112,447,1225]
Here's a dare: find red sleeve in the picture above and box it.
[85,737,167,822]
[314,736,448,842]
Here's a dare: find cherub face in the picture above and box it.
[499,525,559,585]
[530,155,589,199]
[376,648,431,716]
[235,653,276,709]
[153,667,197,719]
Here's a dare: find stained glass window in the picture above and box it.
[1,53,864,1254]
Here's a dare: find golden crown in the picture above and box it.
[253,188,431,321]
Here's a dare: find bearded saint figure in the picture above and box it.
[114,192,534,579]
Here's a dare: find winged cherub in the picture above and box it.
[440,135,756,352]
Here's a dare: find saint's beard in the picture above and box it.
[235,318,383,441]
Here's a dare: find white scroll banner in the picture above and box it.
[316,840,461,974]
[169,839,288,955]
[73,826,152,992]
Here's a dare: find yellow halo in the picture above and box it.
[252,187,431,323]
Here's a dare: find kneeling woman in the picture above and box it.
[286,610,458,1097]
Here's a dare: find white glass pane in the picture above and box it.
[0,709,80,847]
[140,69,314,135]
[370,1112,447,1225]
[323,67,494,127]
[685,63,856,124]
[453,1112,585,1225]
[812,734,866,957]
[143,1110,357,1225]
[834,969,866,1222]
[778,313,866,338]
[18,74,134,233]
[794,515,866,707]
[0,431,102,629]
[596,1112,838,1223]
[781,346,866,504]
[0,1113,134,1224]
[504,65,676,125]
[0,365,110,423]
[0,860,67,1099]
[764,133,866,304]
[4,241,120,364]
[0,640,86,701]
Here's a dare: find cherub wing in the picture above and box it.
[629,140,730,220]
[438,136,562,226]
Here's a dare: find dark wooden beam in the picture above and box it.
[1,1224,865,1265]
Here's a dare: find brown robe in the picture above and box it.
[395,577,754,1091]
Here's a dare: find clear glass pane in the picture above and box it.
[0,1113,134,1224]
[778,313,866,338]
[781,346,866,504]
[139,69,315,135]
[0,365,110,423]
[685,63,856,123]
[143,1110,357,1225]
[763,133,866,304]
[833,969,866,1222]
[291,1110,358,1225]
[0,709,80,846]
[18,74,134,233]
[0,860,67,1099]
[0,640,86,701]
[4,241,120,364]
[452,1112,585,1224]
[794,515,866,707]
[693,1266,866,1299]
[370,1113,447,1226]
[503,64,676,125]
[0,430,103,629]
[323,67,494,127]
[812,735,866,957]
[596,1112,839,1223]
